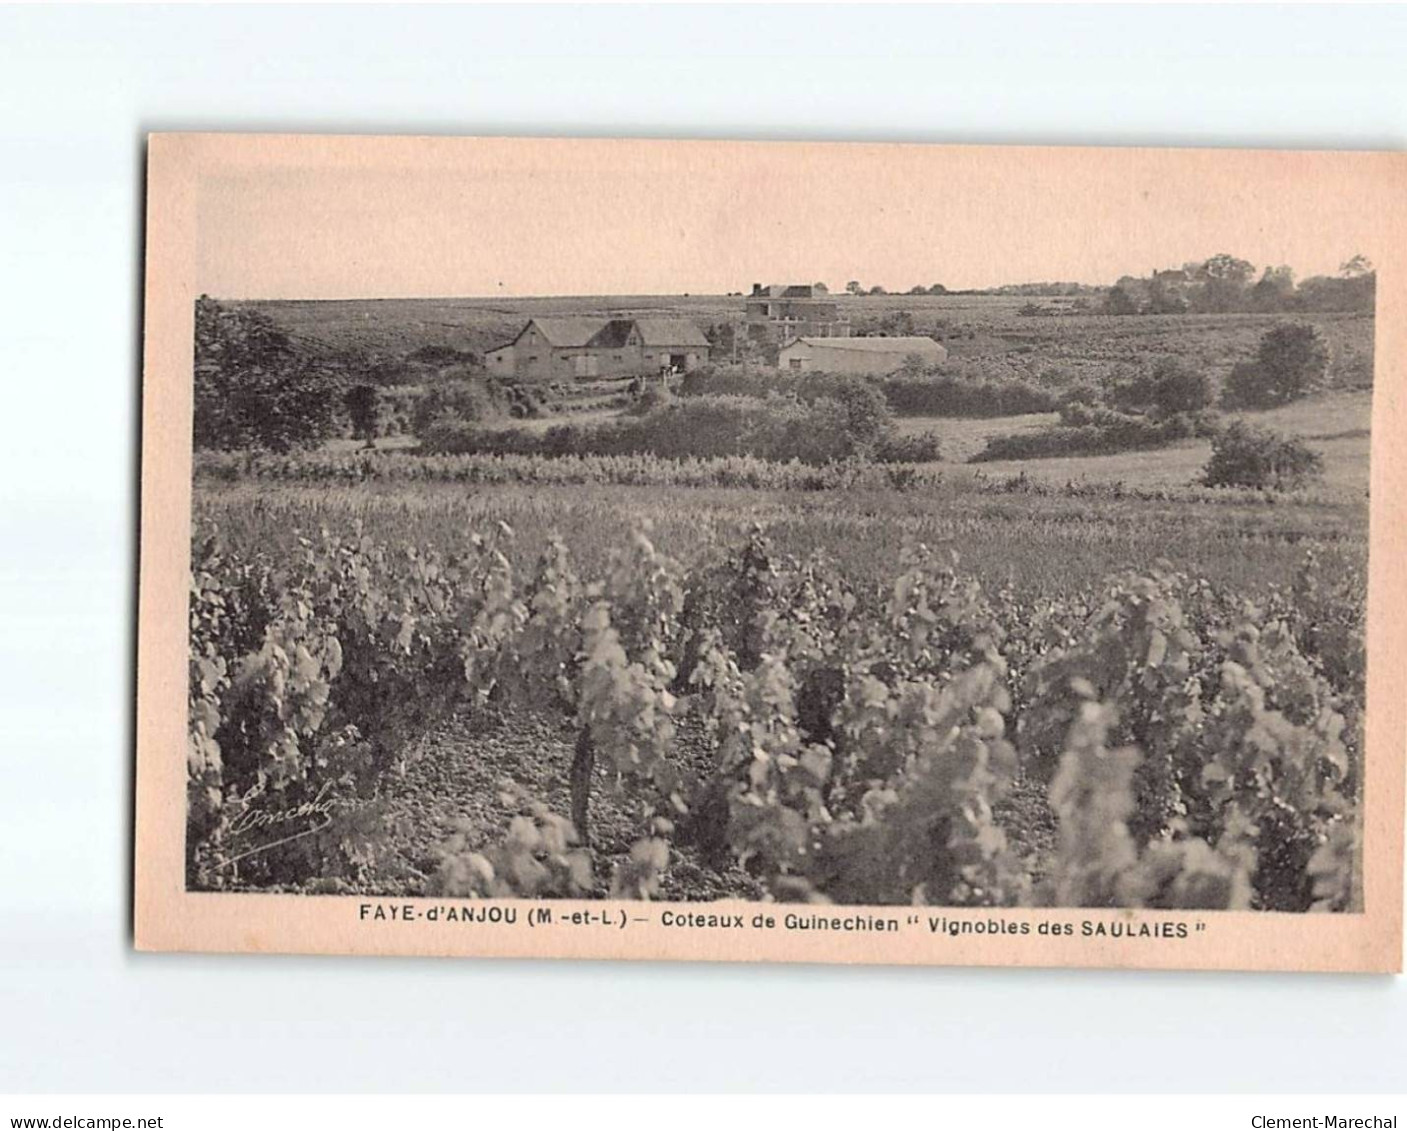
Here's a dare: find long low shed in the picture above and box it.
[778,335,948,374]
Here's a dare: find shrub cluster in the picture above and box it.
[878,374,1059,417]
[873,431,943,463]
[411,377,547,435]
[1108,357,1213,416]
[1201,420,1324,490]
[420,392,893,466]
[972,410,1218,463]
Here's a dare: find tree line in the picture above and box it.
[1104,254,1375,316]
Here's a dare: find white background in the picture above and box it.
[2,3,1405,1094]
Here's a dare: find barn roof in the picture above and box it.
[789,335,946,354]
[634,318,711,347]
[493,316,711,351]
[754,284,825,299]
[588,319,637,349]
[520,317,606,348]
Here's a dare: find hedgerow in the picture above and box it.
[970,409,1219,462]
[418,393,890,465]
[878,374,1059,417]
[678,363,1061,419]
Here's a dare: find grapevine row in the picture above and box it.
[188,522,1364,910]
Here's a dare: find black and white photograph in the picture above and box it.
[133,135,1404,972]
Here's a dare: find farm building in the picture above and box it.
[633,318,712,374]
[485,317,711,381]
[777,335,948,375]
[745,283,850,346]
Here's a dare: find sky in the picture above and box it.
[190,136,1393,300]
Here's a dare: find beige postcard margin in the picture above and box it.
[135,134,1406,972]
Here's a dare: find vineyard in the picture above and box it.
[187,291,1373,913]
[188,519,1364,912]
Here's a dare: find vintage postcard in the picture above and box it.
[136,134,1405,971]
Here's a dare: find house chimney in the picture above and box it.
[752,283,764,296]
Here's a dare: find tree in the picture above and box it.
[1221,323,1328,409]
[813,282,830,294]
[1297,269,1376,313]
[1340,254,1374,278]
[193,296,344,452]
[1103,282,1140,315]
[1250,265,1296,311]
[1199,253,1256,283]
[1191,254,1255,313]
[928,284,949,295]
[845,281,863,295]
[703,321,737,357]
[1145,274,1189,314]
[868,285,887,296]
[908,285,928,295]
[344,384,380,447]
[1256,322,1328,398]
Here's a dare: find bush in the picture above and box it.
[874,431,942,463]
[625,383,672,416]
[1221,324,1328,409]
[412,378,515,435]
[814,377,891,444]
[678,364,776,398]
[1201,420,1324,490]
[1057,382,1104,410]
[1110,357,1213,417]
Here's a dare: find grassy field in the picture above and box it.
[941,391,1373,496]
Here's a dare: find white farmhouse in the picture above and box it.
[777,335,948,375]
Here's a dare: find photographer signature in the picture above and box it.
[218,782,342,869]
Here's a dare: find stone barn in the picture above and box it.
[632,318,712,375]
[484,318,605,381]
[777,335,948,375]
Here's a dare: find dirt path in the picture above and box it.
[370,706,762,901]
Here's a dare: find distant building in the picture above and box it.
[745,283,850,347]
[778,335,948,375]
[631,319,714,375]
[484,318,603,381]
[485,317,711,381]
